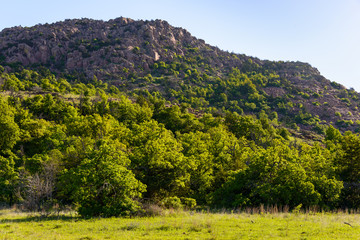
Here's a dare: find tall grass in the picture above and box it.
[1,206,360,239]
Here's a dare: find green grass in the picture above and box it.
[1,208,360,239]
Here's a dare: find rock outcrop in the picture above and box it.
[1,17,359,133]
[0,17,240,79]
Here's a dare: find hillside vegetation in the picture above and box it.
[1,17,360,216]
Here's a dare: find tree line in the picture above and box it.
[0,89,359,217]
[1,65,360,217]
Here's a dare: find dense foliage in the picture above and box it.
[0,64,360,217]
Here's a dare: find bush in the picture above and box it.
[161,197,197,209]
[211,142,342,208]
[21,162,57,212]
[180,197,197,209]
[59,144,145,217]
[162,197,183,209]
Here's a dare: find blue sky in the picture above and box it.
[1,0,360,90]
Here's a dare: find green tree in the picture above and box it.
[0,156,18,204]
[59,144,145,217]
[212,141,342,208]
[335,133,360,208]
[0,98,20,152]
[154,105,203,133]
[225,111,274,147]
[65,114,121,140]
[179,131,214,203]
[128,120,191,199]
[336,133,360,183]
[325,125,342,142]
[109,96,153,125]
[207,126,250,189]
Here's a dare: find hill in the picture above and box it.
[1,17,360,137]
[1,17,360,215]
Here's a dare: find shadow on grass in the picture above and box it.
[0,215,81,223]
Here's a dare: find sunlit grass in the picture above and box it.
[1,208,360,239]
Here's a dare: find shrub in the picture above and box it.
[161,197,197,209]
[161,197,183,209]
[59,144,145,217]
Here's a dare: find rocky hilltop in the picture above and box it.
[0,17,245,79]
[0,17,322,81]
[0,17,359,134]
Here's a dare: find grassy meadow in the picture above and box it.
[1,208,360,239]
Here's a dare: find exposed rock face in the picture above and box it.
[0,17,236,79]
[0,16,323,85]
[1,17,359,132]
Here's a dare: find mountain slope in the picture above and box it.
[0,17,359,135]
[2,17,360,213]
[0,17,237,78]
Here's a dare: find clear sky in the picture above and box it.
[1,0,360,90]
